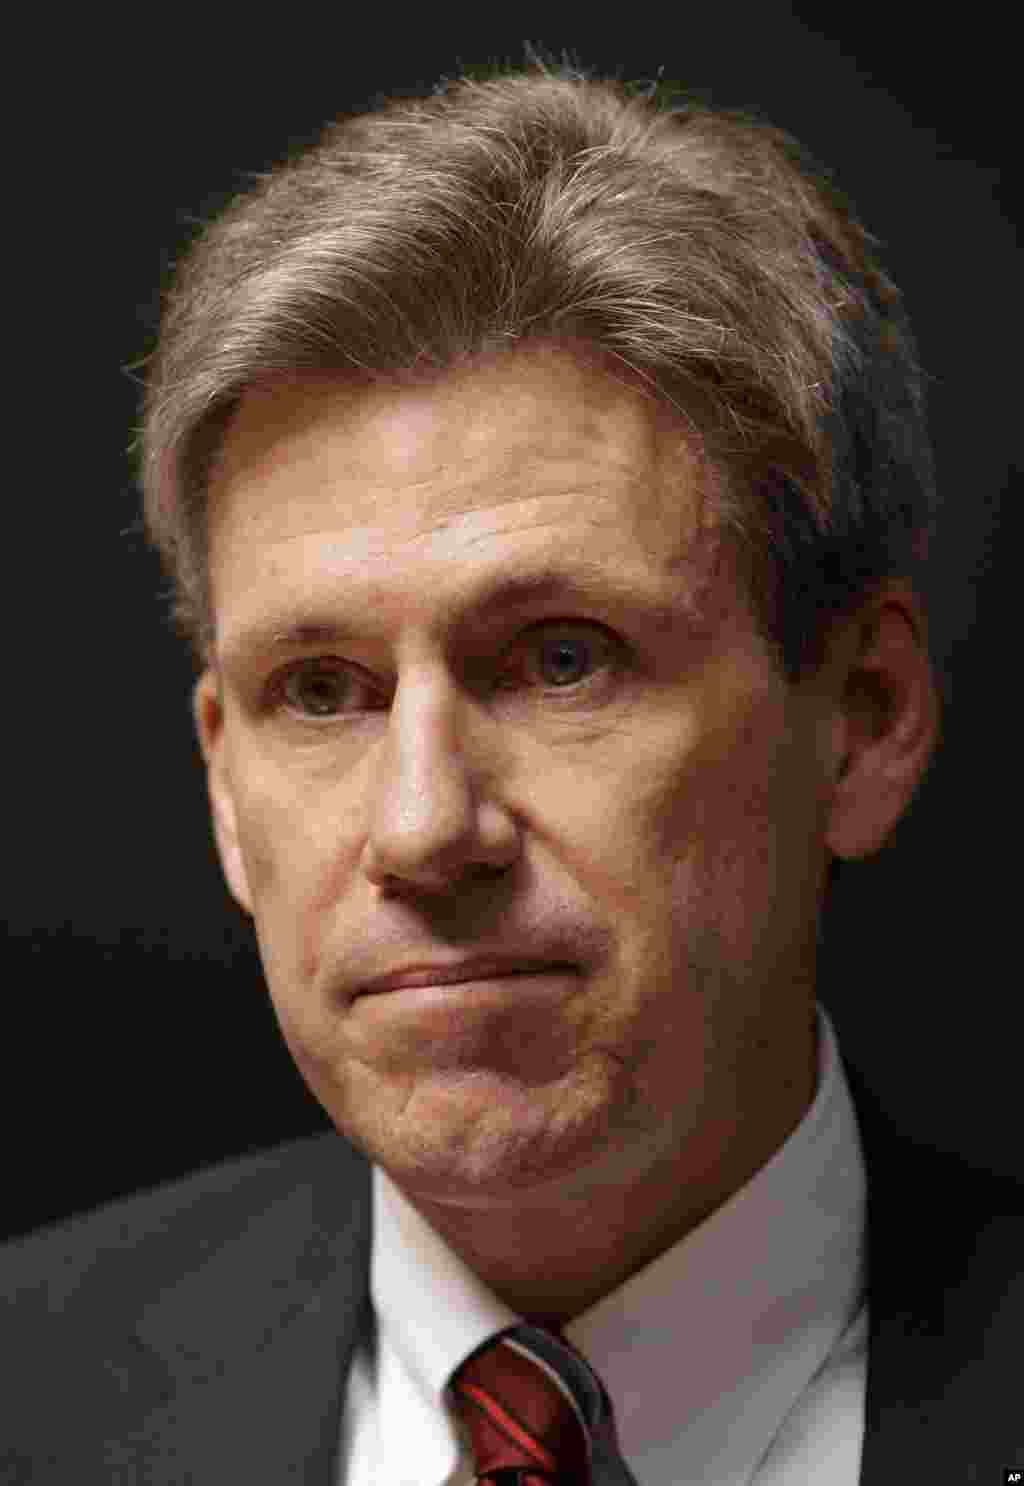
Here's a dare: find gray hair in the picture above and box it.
[130,45,938,693]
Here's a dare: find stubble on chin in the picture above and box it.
[311,1045,640,1201]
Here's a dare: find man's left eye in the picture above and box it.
[271,621,619,720]
[517,623,614,689]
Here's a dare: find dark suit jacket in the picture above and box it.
[2,1057,1022,1483]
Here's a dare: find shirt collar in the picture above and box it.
[370,999,866,1483]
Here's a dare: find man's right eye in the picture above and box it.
[273,660,380,719]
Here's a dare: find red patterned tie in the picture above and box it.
[449,1323,637,1485]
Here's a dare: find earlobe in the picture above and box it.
[192,670,254,916]
[823,591,940,862]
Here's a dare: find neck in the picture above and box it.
[395,1018,819,1326]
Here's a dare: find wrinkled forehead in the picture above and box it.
[204,348,772,692]
[208,340,723,560]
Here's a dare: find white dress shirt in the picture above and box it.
[339,999,868,1484]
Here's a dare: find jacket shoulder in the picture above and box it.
[0,1130,365,1331]
[854,1093,1024,1483]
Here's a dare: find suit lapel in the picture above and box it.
[844,1055,1024,1484]
[125,1132,373,1483]
[103,1067,1023,1483]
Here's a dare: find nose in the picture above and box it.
[359,664,520,894]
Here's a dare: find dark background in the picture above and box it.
[6,7,1019,1241]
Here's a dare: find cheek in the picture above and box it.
[231,769,345,991]
[528,743,687,924]
[656,695,826,966]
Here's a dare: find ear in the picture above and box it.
[192,668,254,915]
[823,581,941,862]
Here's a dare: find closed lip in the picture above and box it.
[358,956,575,995]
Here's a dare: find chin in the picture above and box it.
[335,1062,625,1199]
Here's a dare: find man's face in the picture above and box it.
[195,345,836,1209]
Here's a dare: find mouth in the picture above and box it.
[358,958,576,996]
[348,963,583,1068]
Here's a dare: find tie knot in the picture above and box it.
[450,1327,592,1485]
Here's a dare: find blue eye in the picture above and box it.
[279,662,371,718]
[273,622,616,720]
[528,627,606,688]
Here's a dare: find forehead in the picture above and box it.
[212,344,712,531]
[206,345,729,653]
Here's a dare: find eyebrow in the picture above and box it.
[220,559,703,669]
